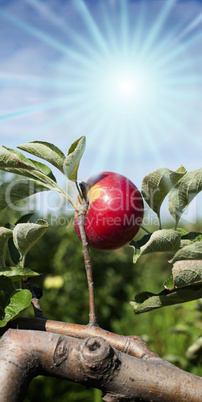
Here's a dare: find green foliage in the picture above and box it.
[131,229,181,263]
[23,220,201,400]
[0,267,39,282]
[13,220,49,263]
[0,214,48,327]
[168,168,202,227]
[0,140,80,209]
[0,146,56,185]
[0,276,32,328]
[130,226,202,312]
[141,167,186,224]
[172,240,202,263]
[63,136,86,181]
[0,138,202,316]
[18,141,66,173]
[0,137,202,400]
[18,136,86,182]
[141,166,202,230]
[0,180,49,211]
[0,227,13,266]
[172,260,202,287]
[130,165,202,313]
[130,283,202,314]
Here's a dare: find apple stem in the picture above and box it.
[140,225,152,235]
[75,181,83,200]
[77,198,98,328]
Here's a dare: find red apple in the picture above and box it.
[74,171,144,250]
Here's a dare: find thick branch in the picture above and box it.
[7,317,158,359]
[0,329,202,402]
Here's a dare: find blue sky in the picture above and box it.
[0,0,202,223]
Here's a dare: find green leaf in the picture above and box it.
[165,260,202,291]
[174,268,202,288]
[7,214,36,266]
[26,159,56,182]
[0,179,50,212]
[175,230,202,252]
[13,220,49,262]
[130,234,151,263]
[172,240,202,263]
[8,214,40,265]
[172,260,202,289]
[15,212,36,224]
[18,141,65,172]
[164,275,175,290]
[181,231,202,241]
[0,145,35,175]
[6,147,56,182]
[130,230,181,263]
[168,168,202,227]
[0,227,13,267]
[63,136,86,181]
[0,285,32,327]
[176,227,189,237]
[0,146,57,186]
[0,266,40,282]
[130,283,202,314]
[141,167,186,217]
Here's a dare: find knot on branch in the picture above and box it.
[53,336,69,366]
[80,337,120,382]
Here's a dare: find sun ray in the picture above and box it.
[0,10,69,54]
[98,2,121,53]
[1,0,202,179]
[130,1,148,51]
[0,9,107,71]
[154,28,202,70]
[73,0,111,56]
[178,12,202,40]
[119,0,130,55]
[141,0,178,55]
[0,97,72,121]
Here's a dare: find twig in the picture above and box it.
[77,198,97,327]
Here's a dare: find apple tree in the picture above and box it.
[0,137,202,401]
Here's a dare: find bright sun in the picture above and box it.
[119,78,133,94]
[111,74,135,102]
[92,62,157,117]
[1,0,201,172]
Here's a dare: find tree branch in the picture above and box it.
[0,329,202,402]
[77,196,97,326]
[6,317,158,359]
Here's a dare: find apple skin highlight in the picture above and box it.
[74,171,144,251]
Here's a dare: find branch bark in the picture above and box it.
[5,316,159,359]
[0,328,202,402]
